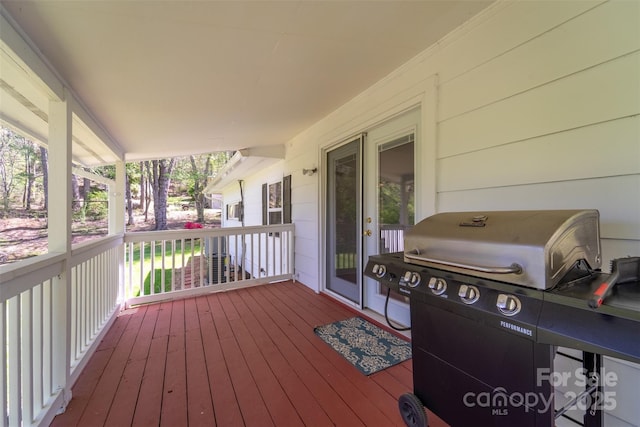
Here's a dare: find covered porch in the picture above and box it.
[50,281,444,427]
[2,0,639,426]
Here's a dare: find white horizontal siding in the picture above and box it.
[228,1,640,421]
[439,52,639,158]
[437,175,640,239]
[604,357,640,426]
[439,0,640,121]
[433,0,606,84]
[439,116,639,192]
[434,2,640,421]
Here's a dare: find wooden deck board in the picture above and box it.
[233,288,335,427]
[184,298,215,427]
[256,284,398,427]
[195,295,243,427]
[52,281,428,427]
[209,293,275,427]
[161,299,188,427]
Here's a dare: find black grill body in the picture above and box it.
[364,252,640,427]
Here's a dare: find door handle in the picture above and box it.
[363,229,372,237]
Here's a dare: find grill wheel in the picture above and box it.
[398,392,428,427]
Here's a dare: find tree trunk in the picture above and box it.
[71,174,81,212]
[40,146,48,210]
[151,158,175,230]
[82,177,91,205]
[23,148,33,210]
[139,161,145,212]
[126,173,134,226]
[0,133,19,213]
[144,161,151,221]
[189,154,212,223]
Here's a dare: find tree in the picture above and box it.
[40,146,48,210]
[20,140,38,210]
[138,161,146,215]
[0,128,20,213]
[144,161,151,221]
[150,158,175,230]
[189,154,212,223]
[124,162,139,226]
[71,174,82,212]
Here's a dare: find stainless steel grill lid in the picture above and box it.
[404,210,601,290]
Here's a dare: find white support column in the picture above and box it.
[48,90,73,410]
[110,160,126,305]
[48,95,72,254]
[109,160,125,235]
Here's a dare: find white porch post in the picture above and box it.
[48,89,73,410]
[109,161,125,235]
[110,161,126,304]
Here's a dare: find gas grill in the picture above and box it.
[364,210,640,427]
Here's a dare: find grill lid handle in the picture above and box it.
[405,251,523,275]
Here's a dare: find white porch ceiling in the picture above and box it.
[1,0,493,163]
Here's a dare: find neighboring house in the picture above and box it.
[210,2,640,426]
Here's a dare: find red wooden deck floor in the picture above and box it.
[51,281,448,427]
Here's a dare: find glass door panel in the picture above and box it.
[378,137,414,302]
[326,137,362,304]
[363,108,419,326]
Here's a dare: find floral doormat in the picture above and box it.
[313,317,411,375]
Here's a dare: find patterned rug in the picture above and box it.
[313,317,412,375]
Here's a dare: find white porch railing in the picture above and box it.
[0,235,123,427]
[0,223,294,426]
[124,224,295,307]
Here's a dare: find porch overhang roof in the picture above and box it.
[0,1,494,165]
[204,145,285,194]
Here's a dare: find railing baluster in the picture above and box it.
[150,241,156,295]
[91,256,97,338]
[33,284,43,412]
[207,237,212,287]
[198,238,204,287]
[127,242,132,299]
[181,238,185,290]
[21,290,33,425]
[81,262,87,352]
[139,241,145,296]
[161,240,166,294]
[7,296,21,425]
[171,240,176,292]
[0,302,6,427]
[43,279,52,402]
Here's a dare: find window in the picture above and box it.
[268,181,282,224]
[226,202,242,221]
[262,175,291,225]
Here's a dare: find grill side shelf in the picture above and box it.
[539,276,640,365]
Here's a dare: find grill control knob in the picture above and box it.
[496,294,521,316]
[372,264,386,279]
[401,271,421,287]
[458,284,480,304]
[428,277,447,295]
[409,272,421,288]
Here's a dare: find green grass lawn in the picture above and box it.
[127,239,202,297]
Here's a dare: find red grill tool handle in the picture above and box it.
[588,271,619,309]
[588,257,640,309]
